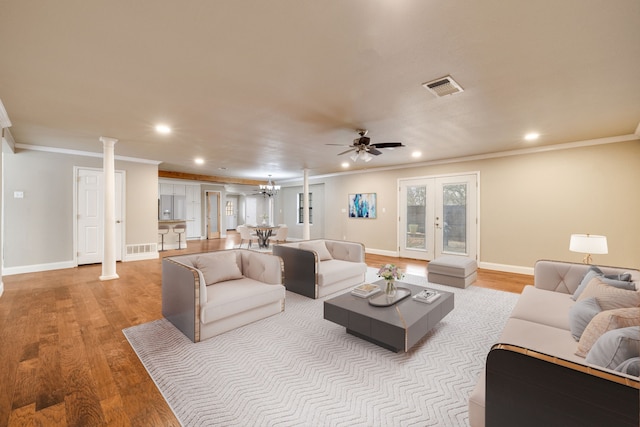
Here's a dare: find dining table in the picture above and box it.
[249,224,280,248]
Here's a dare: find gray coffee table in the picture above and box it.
[323,281,454,352]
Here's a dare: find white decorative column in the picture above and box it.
[99,136,119,281]
[303,168,310,240]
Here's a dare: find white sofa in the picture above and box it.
[162,249,285,342]
[273,239,367,298]
[469,260,640,427]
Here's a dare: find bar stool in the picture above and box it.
[173,222,187,250]
[158,224,171,251]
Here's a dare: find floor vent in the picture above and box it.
[422,75,464,97]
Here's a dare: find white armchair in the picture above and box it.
[237,225,257,248]
[272,224,288,244]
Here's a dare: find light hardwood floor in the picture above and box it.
[0,234,532,426]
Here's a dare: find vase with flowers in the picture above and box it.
[377,263,404,297]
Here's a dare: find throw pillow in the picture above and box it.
[576,308,640,358]
[615,357,640,377]
[585,326,640,370]
[576,277,640,310]
[196,252,244,285]
[572,266,634,301]
[568,297,602,341]
[299,240,333,261]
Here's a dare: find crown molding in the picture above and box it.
[280,133,640,183]
[2,128,16,153]
[14,143,162,165]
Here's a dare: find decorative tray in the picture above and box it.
[368,287,411,307]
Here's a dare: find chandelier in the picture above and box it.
[259,175,280,197]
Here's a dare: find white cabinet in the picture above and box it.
[159,181,202,239]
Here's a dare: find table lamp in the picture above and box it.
[569,234,608,264]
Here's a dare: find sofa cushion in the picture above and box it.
[498,318,584,363]
[300,240,333,261]
[317,259,367,287]
[572,266,635,300]
[585,326,640,370]
[568,297,602,341]
[576,308,640,357]
[201,277,285,324]
[509,285,575,331]
[196,252,243,285]
[577,277,640,310]
[615,357,640,376]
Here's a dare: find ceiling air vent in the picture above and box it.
[422,75,464,97]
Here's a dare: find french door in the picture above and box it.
[399,173,478,261]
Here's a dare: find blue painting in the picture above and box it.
[349,193,377,218]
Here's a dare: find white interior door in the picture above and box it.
[399,173,477,261]
[206,191,220,239]
[226,196,238,230]
[77,168,123,265]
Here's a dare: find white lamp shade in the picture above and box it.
[569,234,608,254]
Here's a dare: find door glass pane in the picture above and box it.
[443,183,466,253]
[406,186,426,250]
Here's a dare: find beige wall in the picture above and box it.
[3,148,158,270]
[294,140,640,270]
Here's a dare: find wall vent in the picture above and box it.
[422,75,464,97]
[126,243,158,256]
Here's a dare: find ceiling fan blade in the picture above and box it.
[326,143,352,147]
[368,147,383,155]
[337,148,356,156]
[371,142,404,148]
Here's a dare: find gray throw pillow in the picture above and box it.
[585,326,640,370]
[568,297,602,341]
[572,266,635,301]
[615,357,640,377]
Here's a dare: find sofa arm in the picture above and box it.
[272,245,318,298]
[486,343,639,427]
[325,240,365,263]
[162,258,202,342]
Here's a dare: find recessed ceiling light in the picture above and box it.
[341,162,350,168]
[194,157,204,165]
[524,132,540,141]
[412,151,422,158]
[155,124,171,134]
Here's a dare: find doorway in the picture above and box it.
[75,167,124,265]
[206,191,221,239]
[225,196,238,230]
[399,173,478,261]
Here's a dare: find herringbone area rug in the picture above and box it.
[124,271,519,426]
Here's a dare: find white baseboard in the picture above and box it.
[123,252,159,262]
[478,261,534,276]
[0,281,4,297]
[365,248,399,257]
[3,260,76,276]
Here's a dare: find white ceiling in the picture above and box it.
[1,1,639,182]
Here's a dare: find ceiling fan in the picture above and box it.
[327,129,405,162]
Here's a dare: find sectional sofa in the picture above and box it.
[469,260,640,427]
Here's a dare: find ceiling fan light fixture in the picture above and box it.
[362,151,372,162]
[350,152,359,162]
